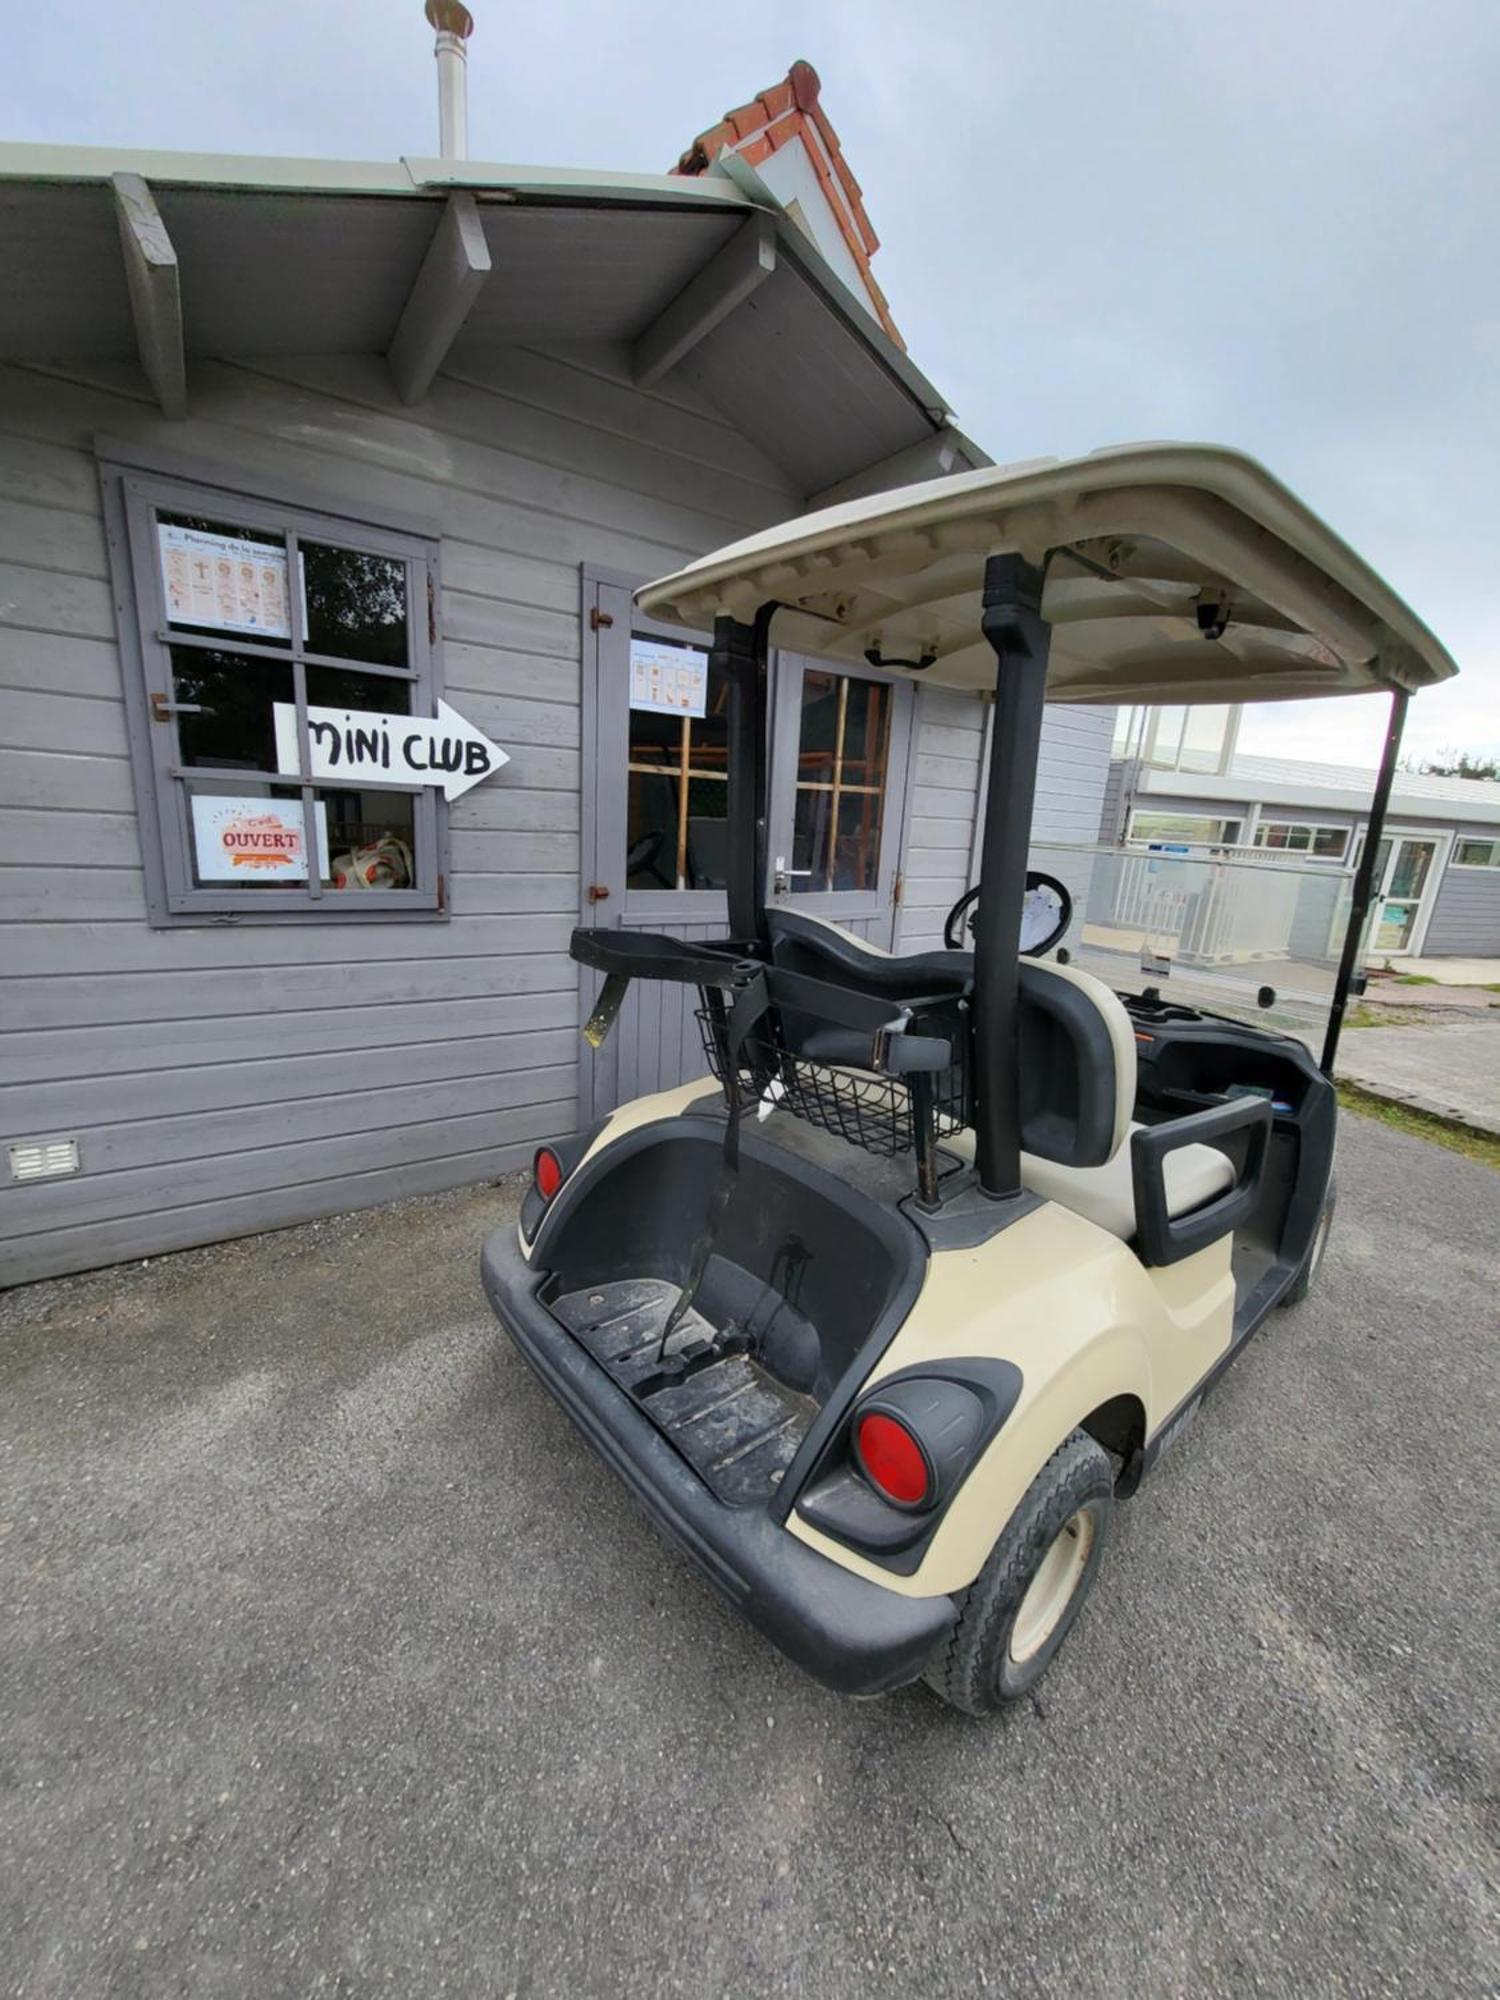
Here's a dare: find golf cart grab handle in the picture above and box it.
[1130,1093,1272,1268]
[570,926,758,988]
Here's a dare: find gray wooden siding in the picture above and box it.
[1031,706,1116,846]
[894,684,986,951]
[894,697,1116,951]
[0,345,801,1286]
[1424,841,1500,956]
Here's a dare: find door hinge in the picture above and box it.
[589,606,614,631]
[892,871,904,907]
[586,883,611,903]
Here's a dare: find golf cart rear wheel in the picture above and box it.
[1281,1174,1337,1306]
[924,1430,1113,1714]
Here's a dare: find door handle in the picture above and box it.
[150,693,213,722]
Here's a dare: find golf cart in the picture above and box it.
[481,444,1455,1713]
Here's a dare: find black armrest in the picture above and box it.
[1130,1094,1271,1268]
[570,926,756,989]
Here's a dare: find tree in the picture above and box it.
[1415,749,1500,781]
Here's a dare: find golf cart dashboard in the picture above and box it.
[1119,990,1326,1125]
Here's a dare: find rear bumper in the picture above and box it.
[480,1226,954,1697]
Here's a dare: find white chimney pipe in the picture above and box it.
[426,0,475,160]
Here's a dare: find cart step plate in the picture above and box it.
[549,1278,816,1508]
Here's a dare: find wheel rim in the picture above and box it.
[1008,1509,1095,1664]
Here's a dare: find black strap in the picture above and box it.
[657,969,770,1359]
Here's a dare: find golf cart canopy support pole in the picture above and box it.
[973,554,1052,1199]
[1320,684,1408,1076]
[717,608,773,944]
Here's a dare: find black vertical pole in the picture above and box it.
[716,607,772,946]
[973,555,1052,1199]
[1321,686,1408,1076]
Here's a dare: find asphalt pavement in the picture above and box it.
[2,1111,1497,1998]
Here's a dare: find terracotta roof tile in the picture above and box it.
[674,60,904,350]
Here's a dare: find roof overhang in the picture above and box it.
[0,142,963,499]
[637,444,1458,704]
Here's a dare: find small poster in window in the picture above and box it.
[159,523,291,638]
[190,795,329,883]
[629,639,708,718]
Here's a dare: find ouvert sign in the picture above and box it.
[272,699,509,802]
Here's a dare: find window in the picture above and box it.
[106,461,443,922]
[1453,838,1500,868]
[1113,704,1239,774]
[1127,811,1242,848]
[625,636,727,890]
[789,668,892,892]
[1253,820,1349,859]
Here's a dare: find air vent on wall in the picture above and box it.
[9,1139,81,1182]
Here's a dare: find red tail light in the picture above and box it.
[854,1410,932,1509]
[533,1146,565,1203]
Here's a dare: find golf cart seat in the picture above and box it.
[766,911,1242,1246]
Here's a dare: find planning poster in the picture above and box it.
[159,523,291,639]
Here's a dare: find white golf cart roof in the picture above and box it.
[638,443,1457,703]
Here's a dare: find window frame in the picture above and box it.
[1125,809,1243,848]
[101,447,448,926]
[1452,837,1500,869]
[1252,819,1351,860]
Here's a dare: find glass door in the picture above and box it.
[1370,833,1442,954]
[766,655,914,949]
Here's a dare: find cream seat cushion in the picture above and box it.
[1020,1123,1235,1241]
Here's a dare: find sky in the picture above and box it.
[3,0,1496,772]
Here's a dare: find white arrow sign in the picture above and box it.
[273,698,509,802]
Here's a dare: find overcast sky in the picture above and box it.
[4,0,1495,769]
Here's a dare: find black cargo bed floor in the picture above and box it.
[549,1278,816,1507]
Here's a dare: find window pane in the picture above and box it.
[623,641,731,890]
[840,679,889,785]
[629,705,684,770]
[1178,705,1233,774]
[832,791,884,891]
[1311,826,1348,857]
[305,666,413,717]
[626,770,681,888]
[787,668,894,895]
[1388,841,1435,899]
[684,780,729,889]
[1129,813,1232,845]
[172,647,293,771]
[158,512,291,645]
[797,670,841,784]
[184,779,318,889]
[792,786,831,888]
[321,787,418,890]
[1456,839,1499,867]
[301,542,408,667]
[1147,707,1186,767]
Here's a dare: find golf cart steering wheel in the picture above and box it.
[944,871,1073,956]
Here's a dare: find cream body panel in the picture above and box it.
[786,1201,1235,1598]
[517,1077,713,1262]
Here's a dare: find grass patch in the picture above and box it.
[1393,973,1439,986]
[1345,1002,1429,1028]
[1338,1081,1500,1169]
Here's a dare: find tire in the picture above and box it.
[924,1429,1114,1715]
[1281,1174,1337,1307]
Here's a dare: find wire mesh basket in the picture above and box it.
[695,993,970,1161]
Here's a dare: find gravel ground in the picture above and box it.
[2,1111,1497,1998]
